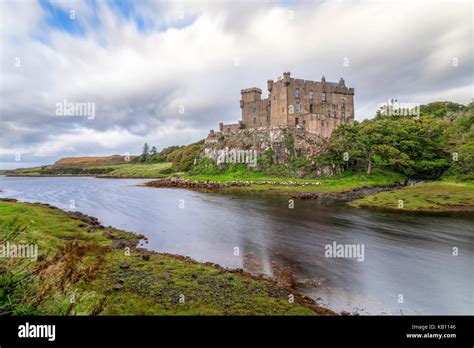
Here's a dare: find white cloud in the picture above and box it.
[0,0,472,166]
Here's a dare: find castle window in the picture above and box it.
[252,107,256,113]
[295,102,300,113]
[309,90,314,99]
[253,117,256,124]
[302,120,306,125]
[341,111,345,121]
[267,115,270,123]
[295,88,300,98]
[341,98,345,109]
[295,117,299,125]
[310,104,314,113]
[322,92,326,102]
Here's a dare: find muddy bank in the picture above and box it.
[354,202,474,213]
[291,185,405,201]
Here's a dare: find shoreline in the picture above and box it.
[3,174,473,212]
[3,174,163,179]
[143,178,474,212]
[0,198,335,316]
[351,202,474,213]
[142,177,404,200]
[349,181,474,213]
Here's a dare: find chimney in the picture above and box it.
[339,78,345,86]
[283,72,291,86]
[267,80,273,92]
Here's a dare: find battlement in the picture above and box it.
[241,87,262,94]
[241,87,263,103]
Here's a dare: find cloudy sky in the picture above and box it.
[0,0,472,168]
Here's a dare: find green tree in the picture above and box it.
[140,143,149,163]
[325,112,451,178]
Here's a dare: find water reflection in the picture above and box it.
[1,176,472,315]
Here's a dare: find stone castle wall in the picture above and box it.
[237,72,355,137]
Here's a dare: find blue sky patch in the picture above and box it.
[39,0,86,36]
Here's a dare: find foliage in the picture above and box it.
[187,157,222,176]
[283,132,296,156]
[323,113,462,179]
[419,101,466,118]
[140,143,150,163]
[165,140,204,172]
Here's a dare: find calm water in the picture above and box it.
[1,176,473,315]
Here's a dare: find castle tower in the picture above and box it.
[240,87,262,103]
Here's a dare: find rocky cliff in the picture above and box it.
[202,126,336,176]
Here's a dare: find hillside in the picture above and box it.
[54,155,137,168]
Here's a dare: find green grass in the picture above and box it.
[185,169,406,194]
[0,201,318,315]
[99,162,172,177]
[349,181,474,211]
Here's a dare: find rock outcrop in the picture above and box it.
[205,126,325,161]
[202,126,337,176]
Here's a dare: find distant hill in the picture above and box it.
[54,155,137,168]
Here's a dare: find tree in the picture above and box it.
[140,143,149,162]
[325,112,451,178]
[419,101,466,118]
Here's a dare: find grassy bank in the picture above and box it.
[1,162,172,178]
[349,181,474,212]
[0,201,323,315]
[97,162,172,177]
[179,168,406,195]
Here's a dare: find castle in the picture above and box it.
[218,72,354,137]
